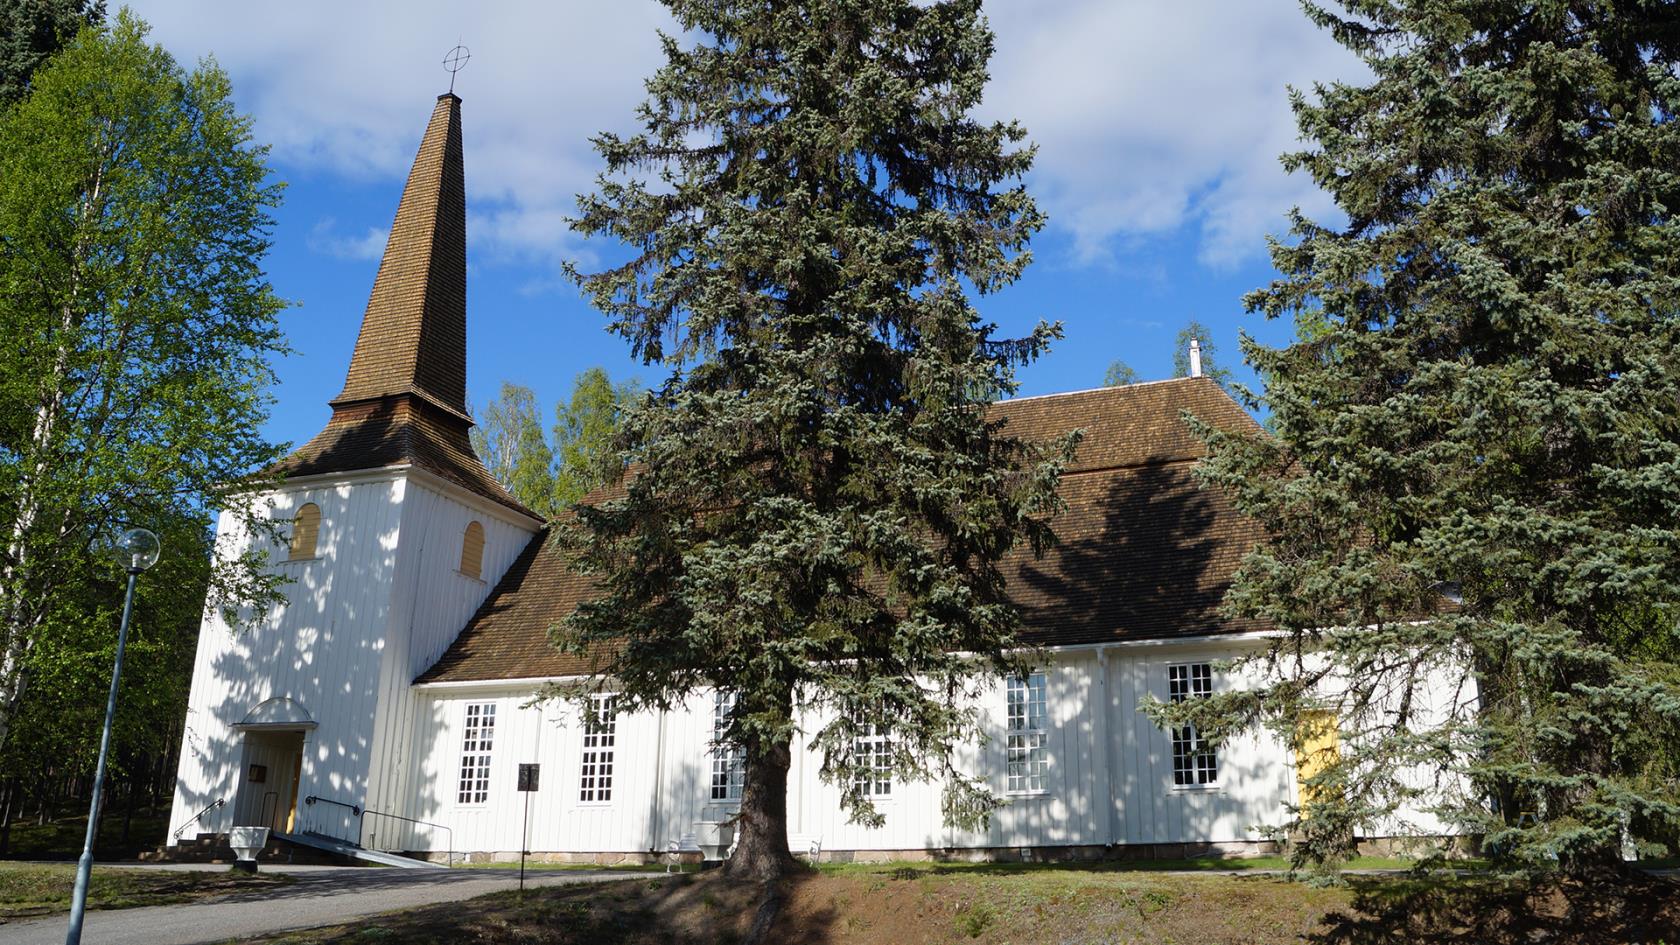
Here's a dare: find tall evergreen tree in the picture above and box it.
[564,0,1066,881]
[0,12,287,753]
[0,0,102,105]
[1186,0,1680,874]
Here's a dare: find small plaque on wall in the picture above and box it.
[248,764,267,783]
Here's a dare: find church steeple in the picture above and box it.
[334,93,469,419]
[273,95,532,519]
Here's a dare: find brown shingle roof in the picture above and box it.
[335,94,470,418]
[273,94,532,520]
[416,376,1265,684]
[275,397,529,516]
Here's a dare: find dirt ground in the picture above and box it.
[239,865,1680,945]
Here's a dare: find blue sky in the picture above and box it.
[128,1,1361,451]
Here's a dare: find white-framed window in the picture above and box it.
[1006,672,1049,793]
[456,702,495,805]
[578,694,617,803]
[1169,663,1218,786]
[710,691,745,802]
[853,721,893,798]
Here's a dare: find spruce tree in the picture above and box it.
[1188,1,1680,874]
[564,0,1064,880]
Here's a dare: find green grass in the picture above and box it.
[0,862,290,918]
[813,853,1434,877]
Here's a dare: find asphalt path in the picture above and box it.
[0,864,633,945]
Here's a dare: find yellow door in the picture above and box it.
[284,746,303,832]
[1295,710,1339,815]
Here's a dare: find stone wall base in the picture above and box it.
[405,839,1296,867]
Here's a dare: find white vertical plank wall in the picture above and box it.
[166,470,538,849]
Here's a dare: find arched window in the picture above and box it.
[459,521,485,579]
[288,503,320,560]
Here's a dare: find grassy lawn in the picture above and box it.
[221,861,1679,945]
[814,853,1432,875]
[0,863,289,920]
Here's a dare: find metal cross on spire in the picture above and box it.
[443,45,470,94]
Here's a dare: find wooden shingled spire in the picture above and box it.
[272,95,533,519]
[334,93,470,419]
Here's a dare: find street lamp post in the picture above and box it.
[65,527,159,945]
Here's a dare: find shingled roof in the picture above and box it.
[416,376,1266,684]
[273,94,531,519]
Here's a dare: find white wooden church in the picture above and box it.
[166,93,1459,865]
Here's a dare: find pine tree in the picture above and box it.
[1187,0,1680,874]
[564,0,1065,881]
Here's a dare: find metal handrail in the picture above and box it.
[300,794,363,845]
[361,808,454,868]
[171,798,225,840]
[302,794,362,816]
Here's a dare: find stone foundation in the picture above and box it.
[407,839,1290,867]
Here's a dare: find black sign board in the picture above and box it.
[518,763,540,792]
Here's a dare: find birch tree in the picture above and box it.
[0,12,286,752]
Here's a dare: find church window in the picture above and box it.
[1169,663,1218,786]
[1006,672,1049,794]
[853,719,893,798]
[288,503,320,560]
[710,691,745,802]
[579,694,617,803]
[459,521,485,579]
[457,702,495,805]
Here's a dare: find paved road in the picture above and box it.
[0,864,634,945]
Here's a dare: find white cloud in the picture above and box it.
[131,1,1360,275]
[982,1,1362,267]
[307,218,388,261]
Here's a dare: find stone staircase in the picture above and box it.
[141,831,354,866]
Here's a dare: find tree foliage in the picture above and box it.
[472,381,557,517]
[562,0,1067,879]
[1103,359,1138,387]
[0,0,102,105]
[1172,319,1233,391]
[470,369,639,519]
[1183,0,1680,875]
[0,12,288,753]
[552,367,639,509]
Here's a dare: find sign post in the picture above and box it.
[517,763,540,892]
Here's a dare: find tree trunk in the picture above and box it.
[0,780,13,857]
[725,695,800,881]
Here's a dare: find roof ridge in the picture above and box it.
[997,375,1207,406]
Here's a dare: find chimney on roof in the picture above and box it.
[1189,338,1203,378]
